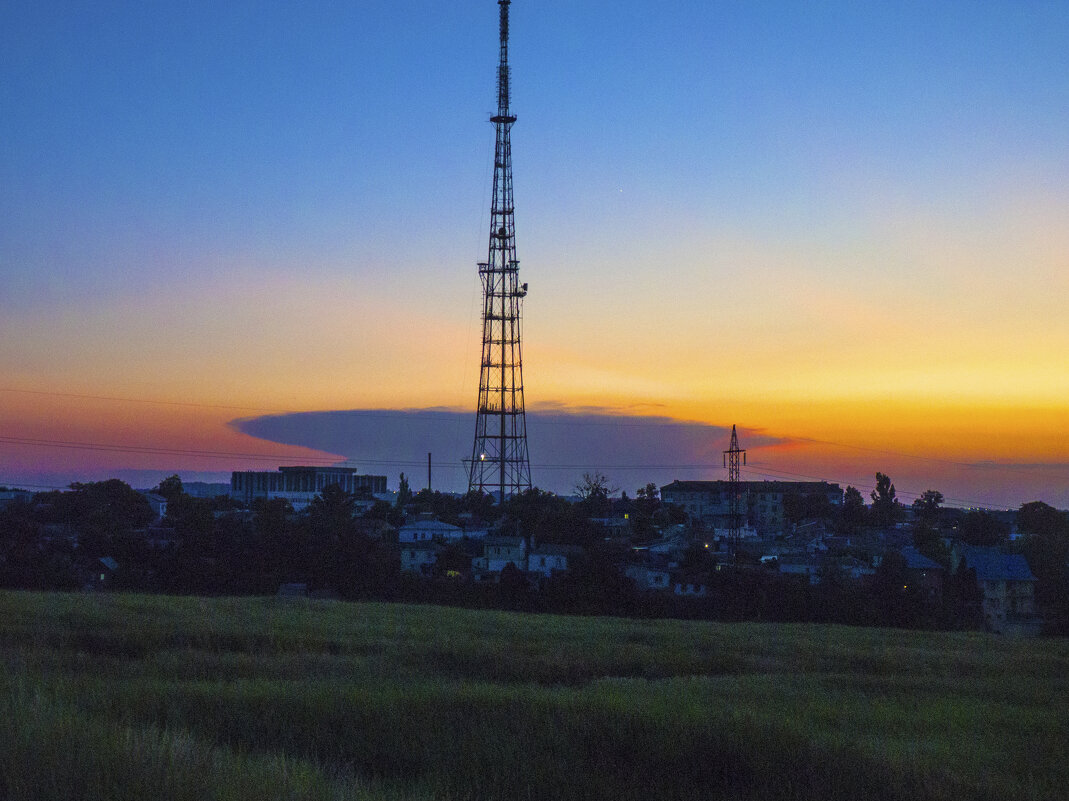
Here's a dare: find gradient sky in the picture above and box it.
[1,1,1067,506]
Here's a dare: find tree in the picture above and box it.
[502,488,594,545]
[307,483,356,540]
[870,473,899,528]
[396,473,412,509]
[630,483,661,543]
[635,483,659,513]
[912,520,950,569]
[840,486,866,533]
[1018,501,1069,539]
[576,471,614,502]
[912,490,944,524]
[460,490,497,521]
[58,480,155,553]
[497,562,531,609]
[575,471,615,518]
[785,492,834,526]
[363,499,403,527]
[434,544,472,578]
[153,474,185,503]
[958,510,1009,547]
[409,489,463,525]
[1017,502,1069,613]
[680,541,716,574]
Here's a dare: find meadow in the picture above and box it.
[0,591,1065,800]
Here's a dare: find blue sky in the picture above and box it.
[1,1,1067,505]
[5,0,1066,280]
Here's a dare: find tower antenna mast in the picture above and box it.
[468,0,532,500]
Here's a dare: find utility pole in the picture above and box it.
[723,425,746,564]
[468,0,532,501]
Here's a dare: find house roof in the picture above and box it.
[484,535,525,547]
[402,542,443,553]
[660,480,841,496]
[962,547,1036,582]
[901,546,944,571]
[530,545,580,557]
[399,519,461,532]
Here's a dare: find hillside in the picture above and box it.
[0,592,1065,800]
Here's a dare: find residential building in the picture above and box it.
[673,576,708,597]
[779,558,823,585]
[398,516,464,544]
[527,545,574,578]
[354,518,395,541]
[139,492,168,521]
[400,542,443,575]
[660,480,843,533]
[588,517,631,537]
[473,536,527,578]
[900,546,945,601]
[0,490,33,510]
[960,546,1038,632]
[625,562,672,591]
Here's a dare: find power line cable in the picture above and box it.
[0,435,1044,507]
[742,463,1008,510]
[2,387,1065,485]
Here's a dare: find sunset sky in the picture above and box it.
[1,1,1067,506]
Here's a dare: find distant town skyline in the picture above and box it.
[1,2,1067,507]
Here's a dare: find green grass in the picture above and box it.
[0,592,1066,800]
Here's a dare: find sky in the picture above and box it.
[1,1,1067,507]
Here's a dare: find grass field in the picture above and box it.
[0,592,1065,800]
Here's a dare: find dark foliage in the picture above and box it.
[958,511,1009,547]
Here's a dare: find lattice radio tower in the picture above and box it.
[723,425,747,562]
[468,0,532,500]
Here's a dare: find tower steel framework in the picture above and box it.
[723,425,747,562]
[468,0,532,499]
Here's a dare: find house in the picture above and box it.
[527,545,574,578]
[354,518,395,541]
[588,517,631,538]
[960,546,1039,633]
[625,562,672,591]
[0,489,33,510]
[631,532,686,559]
[87,556,119,590]
[400,542,443,575]
[459,524,491,540]
[900,546,945,601]
[473,536,527,578]
[673,575,708,597]
[140,492,168,522]
[712,524,759,542]
[779,558,823,585]
[398,516,463,544]
[143,525,177,548]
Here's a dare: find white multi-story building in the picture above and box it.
[230,466,387,511]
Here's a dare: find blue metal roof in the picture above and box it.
[901,546,944,571]
[963,547,1036,582]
